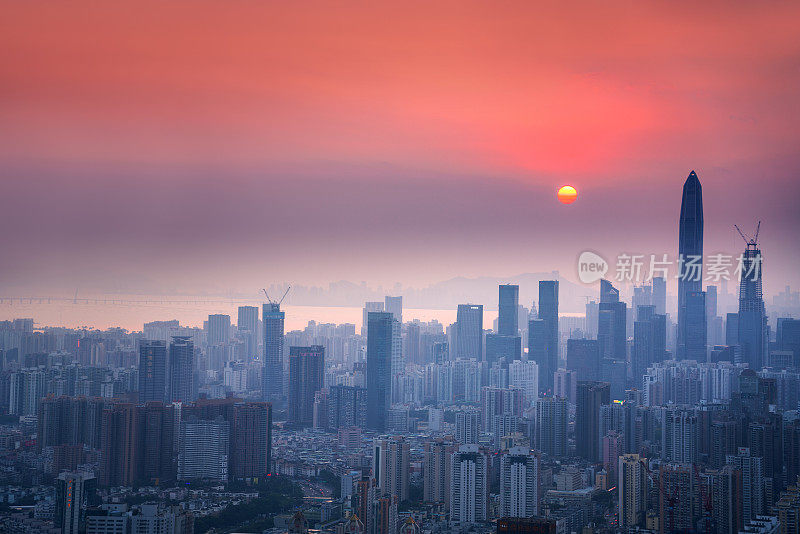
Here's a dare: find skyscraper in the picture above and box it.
[576,381,610,462]
[137,401,176,484]
[684,290,707,361]
[328,385,367,430]
[207,313,231,346]
[535,396,567,457]
[263,302,285,400]
[652,276,667,315]
[367,311,393,431]
[230,402,272,480]
[727,447,764,523]
[385,295,403,323]
[498,284,520,336]
[659,463,695,534]
[362,301,384,336]
[566,338,600,381]
[177,416,229,481]
[288,345,325,426]
[450,444,488,524]
[55,471,96,534]
[138,340,167,403]
[632,306,666,385]
[100,403,138,486]
[537,281,559,394]
[738,239,766,370]
[598,280,627,362]
[373,438,410,502]
[678,170,704,359]
[456,304,483,361]
[423,440,455,508]
[500,446,539,518]
[455,409,480,445]
[167,336,194,403]
[237,305,259,359]
[618,454,647,528]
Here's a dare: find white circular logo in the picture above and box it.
[577,251,608,284]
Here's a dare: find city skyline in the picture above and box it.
[2,3,800,533]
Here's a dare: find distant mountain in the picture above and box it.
[268,273,597,313]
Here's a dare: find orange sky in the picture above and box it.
[1,1,799,296]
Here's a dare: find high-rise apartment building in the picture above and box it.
[177,417,229,482]
[423,439,455,508]
[535,396,567,457]
[455,409,480,445]
[373,438,410,502]
[618,454,647,528]
[450,444,488,524]
[230,402,272,480]
[500,446,539,518]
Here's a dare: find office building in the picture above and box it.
[456,304,483,361]
[385,296,402,323]
[486,333,522,366]
[56,471,97,534]
[684,290,708,361]
[138,340,167,403]
[263,302,285,399]
[366,312,393,431]
[167,336,194,403]
[632,307,667,385]
[237,305,259,359]
[566,339,600,382]
[288,345,325,426]
[537,281,559,394]
[678,170,704,359]
[738,241,766,370]
[207,313,231,346]
[576,381,610,462]
[498,284,520,336]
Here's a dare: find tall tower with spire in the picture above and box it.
[677,171,706,360]
[736,223,766,370]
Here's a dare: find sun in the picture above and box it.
[557,185,577,204]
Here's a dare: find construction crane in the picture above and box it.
[734,221,761,248]
[262,286,291,307]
